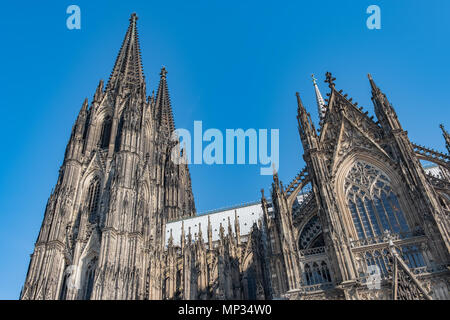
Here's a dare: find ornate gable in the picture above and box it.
[81,149,106,179]
[318,81,390,174]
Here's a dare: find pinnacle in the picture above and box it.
[311,73,326,121]
[368,73,379,93]
[325,71,336,88]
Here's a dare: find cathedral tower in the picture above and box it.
[21,13,195,300]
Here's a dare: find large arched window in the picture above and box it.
[86,177,100,223]
[345,161,409,240]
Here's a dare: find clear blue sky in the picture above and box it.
[0,0,449,299]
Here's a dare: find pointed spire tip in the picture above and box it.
[130,13,138,22]
[368,73,379,92]
[160,66,168,78]
[296,92,305,110]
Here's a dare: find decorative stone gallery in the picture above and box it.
[21,13,450,300]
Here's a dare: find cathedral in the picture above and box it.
[21,13,450,300]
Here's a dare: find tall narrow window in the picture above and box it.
[83,257,97,300]
[86,177,100,223]
[114,116,124,152]
[246,267,257,300]
[345,161,410,240]
[100,116,112,149]
[59,272,69,300]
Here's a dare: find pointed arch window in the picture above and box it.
[83,257,97,300]
[59,271,69,300]
[86,177,100,223]
[345,161,409,240]
[100,116,112,149]
[114,116,124,151]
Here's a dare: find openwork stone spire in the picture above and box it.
[312,74,326,121]
[155,66,175,134]
[106,13,145,94]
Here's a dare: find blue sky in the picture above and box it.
[0,0,449,299]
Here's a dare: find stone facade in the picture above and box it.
[21,14,450,300]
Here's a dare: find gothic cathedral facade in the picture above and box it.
[21,14,450,300]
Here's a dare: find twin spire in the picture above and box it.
[105,13,175,134]
[106,13,145,94]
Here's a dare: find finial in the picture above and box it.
[325,72,336,88]
[296,92,305,111]
[79,98,89,113]
[272,162,278,176]
[160,66,167,78]
[367,73,379,93]
[130,13,138,22]
[198,223,202,238]
[219,223,225,239]
[207,215,212,245]
[312,74,327,121]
